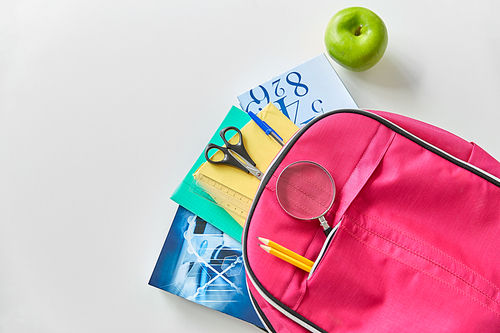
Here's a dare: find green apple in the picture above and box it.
[325,7,388,72]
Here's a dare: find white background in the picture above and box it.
[1,0,499,332]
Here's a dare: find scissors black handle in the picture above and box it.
[204,143,250,174]
[219,126,256,167]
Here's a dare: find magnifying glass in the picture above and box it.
[276,161,336,236]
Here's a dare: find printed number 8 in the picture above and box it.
[286,72,308,97]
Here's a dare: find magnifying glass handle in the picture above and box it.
[318,216,331,236]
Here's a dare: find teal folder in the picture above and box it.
[170,106,251,242]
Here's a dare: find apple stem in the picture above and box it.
[354,25,362,36]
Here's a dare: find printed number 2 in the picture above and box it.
[244,71,310,123]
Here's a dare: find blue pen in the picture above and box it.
[247,111,284,146]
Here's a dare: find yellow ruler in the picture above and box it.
[193,173,253,226]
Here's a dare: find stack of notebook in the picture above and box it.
[149,53,358,329]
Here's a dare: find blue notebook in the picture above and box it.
[238,53,358,127]
[149,206,264,329]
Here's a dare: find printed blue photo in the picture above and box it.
[149,206,264,329]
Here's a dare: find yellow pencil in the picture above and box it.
[258,237,314,267]
[259,245,312,272]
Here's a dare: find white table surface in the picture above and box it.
[1,0,499,332]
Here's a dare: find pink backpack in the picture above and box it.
[243,109,500,333]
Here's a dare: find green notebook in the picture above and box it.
[170,106,250,242]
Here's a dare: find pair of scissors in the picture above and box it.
[204,126,263,180]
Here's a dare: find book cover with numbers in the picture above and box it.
[237,53,357,127]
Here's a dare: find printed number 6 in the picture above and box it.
[245,85,270,112]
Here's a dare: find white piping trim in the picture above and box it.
[246,283,273,333]
[365,110,500,185]
[245,268,324,333]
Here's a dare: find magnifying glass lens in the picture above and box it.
[276,161,335,234]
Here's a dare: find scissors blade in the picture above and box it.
[243,163,263,180]
[228,150,263,180]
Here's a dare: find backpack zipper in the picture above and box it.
[307,219,342,280]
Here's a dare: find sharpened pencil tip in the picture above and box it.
[259,244,271,253]
[257,237,269,245]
